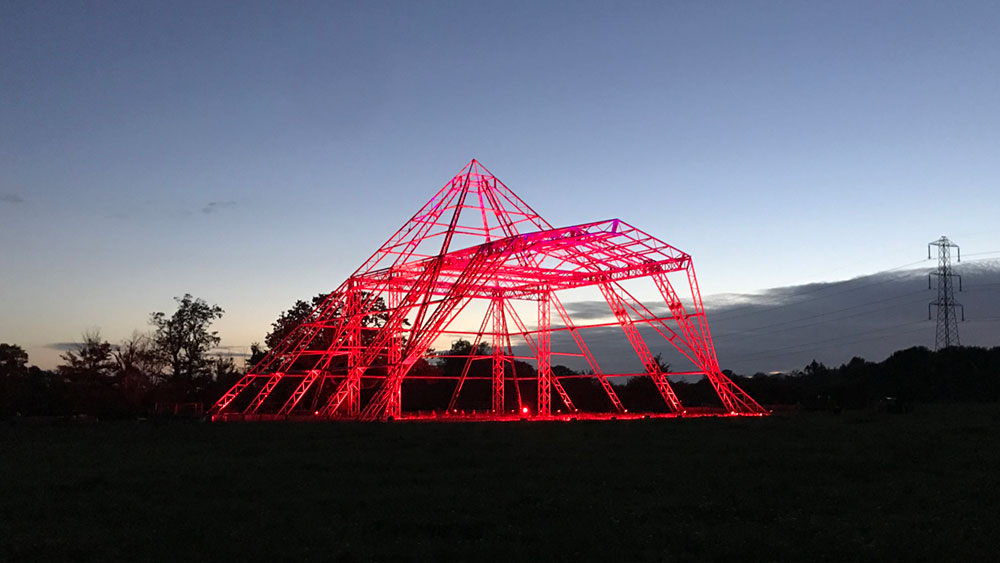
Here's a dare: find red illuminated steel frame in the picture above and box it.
[212,160,766,421]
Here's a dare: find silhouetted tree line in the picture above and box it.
[4,289,999,419]
[732,346,1000,410]
[0,294,241,419]
[402,342,1000,413]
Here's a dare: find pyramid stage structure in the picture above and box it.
[212,160,766,421]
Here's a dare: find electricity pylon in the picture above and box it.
[928,236,963,349]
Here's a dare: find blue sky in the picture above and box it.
[2,1,999,370]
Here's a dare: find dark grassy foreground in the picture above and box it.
[2,405,999,562]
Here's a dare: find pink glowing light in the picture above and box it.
[210,160,767,421]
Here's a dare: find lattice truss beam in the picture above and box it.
[212,160,766,420]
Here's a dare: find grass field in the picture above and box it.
[2,405,999,562]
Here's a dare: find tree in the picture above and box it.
[208,354,239,381]
[246,342,267,370]
[614,375,667,412]
[113,332,161,404]
[263,291,391,351]
[57,330,134,417]
[150,294,224,382]
[653,352,671,373]
[114,332,161,379]
[58,330,115,380]
[0,343,29,379]
[265,295,326,350]
[1,343,31,417]
[803,359,829,378]
[434,338,491,378]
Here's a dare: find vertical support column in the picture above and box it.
[385,284,403,419]
[537,292,552,416]
[503,300,578,413]
[492,295,505,415]
[345,283,362,416]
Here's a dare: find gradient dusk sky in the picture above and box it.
[2,1,999,370]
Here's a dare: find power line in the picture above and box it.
[703,255,996,326]
[722,320,928,365]
[730,326,931,367]
[724,296,928,341]
[701,249,999,370]
[962,250,1000,258]
[723,321,927,364]
[708,258,932,323]
[711,289,927,339]
[706,258,998,339]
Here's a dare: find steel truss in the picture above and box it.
[212,160,767,420]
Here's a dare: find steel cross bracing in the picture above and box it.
[211,160,767,420]
[549,290,624,413]
[502,299,578,414]
[598,282,684,413]
[446,299,494,412]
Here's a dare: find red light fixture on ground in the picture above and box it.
[211,160,766,421]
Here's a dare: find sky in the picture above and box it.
[2,1,999,371]
[556,259,1000,376]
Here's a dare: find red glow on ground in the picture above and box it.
[211,408,769,423]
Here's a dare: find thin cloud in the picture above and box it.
[1,194,24,204]
[560,299,671,320]
[560,300,613,320]
[210,351,250,358]
[210,345,250,358]
[202,200,237,214]
[538,262,1000,377]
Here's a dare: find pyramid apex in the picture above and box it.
[461,158,495,178]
